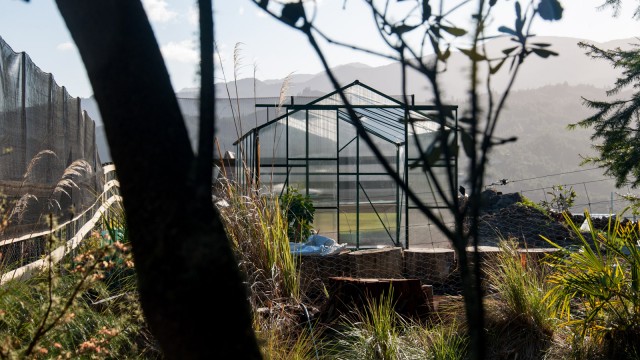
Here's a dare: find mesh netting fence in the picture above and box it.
[0,36,104,269]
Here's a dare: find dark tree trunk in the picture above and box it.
[54,1,261,358]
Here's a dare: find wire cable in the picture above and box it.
[495,167,602,184]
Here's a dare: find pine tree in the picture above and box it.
[569,0,640,188]
[569,40,640,187]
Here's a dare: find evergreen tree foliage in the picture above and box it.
[569,0,640,188]
[569,40,640,188]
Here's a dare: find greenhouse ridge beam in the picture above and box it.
[255,104,458,111]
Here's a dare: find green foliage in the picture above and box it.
[569,41,640,188]
[260,329,318,360]
[487,239,555,333]
[538,185,577,213]
[542,210,640,359]
[331,289,469,359]
[0,210,158,359]
[413,319,469,360]
[332,288,417,360]
[218,181,302,302]
[596,0,640,19]
[618,192,640,216]
[281,187,315,243]
[518,194,549,214]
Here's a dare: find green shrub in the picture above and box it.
[538,185,577,214]
[281,187,315,243]
[484,239,555,359]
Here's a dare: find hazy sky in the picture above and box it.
[1,0,638,98]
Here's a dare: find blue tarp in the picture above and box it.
[290,234,347,256]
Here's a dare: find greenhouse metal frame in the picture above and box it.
[234,80,458,249]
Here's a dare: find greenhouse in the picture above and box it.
[234,80,458,249]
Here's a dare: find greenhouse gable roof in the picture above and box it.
[235,80,457,146]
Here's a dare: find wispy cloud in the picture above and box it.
[56,42,75,51]
[142,0,178,23]
[161,39,198,63]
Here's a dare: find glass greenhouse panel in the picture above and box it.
[407,167,454,207]
[308,110,337,158]
[338,119,357,149]
[407,129,440,159]
[357,199,399,247]
[347,86,398,106]
[259,165,288,195]
[359,139,398,173]
[359,174,397,204]
[338,153,358,174]
[313,209,338,241]
[338,175,356,204]
[359,115,403,144]
[287,166,307,194]
[338,210,357,246]
[338,136,357,174]
[258,120,286,165]
[308,160,337,206]
[359,155,397,174]
[287,111,307,158]
[405,209,453,249]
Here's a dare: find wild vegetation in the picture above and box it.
[21,0,640,357]
[0,201,160,359]
[3,182,640,358]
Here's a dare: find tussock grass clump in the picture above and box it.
[217,180,302,304]
[327,288,426,360]
[216,180,312,358]
[412,318,468,360]
[253,308,320,360]
[482,239,555,359]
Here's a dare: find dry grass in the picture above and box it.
[22,150,57,184]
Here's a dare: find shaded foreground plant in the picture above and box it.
[327,287,424,360]
[410,318,469,360]
[324,287,470,360]
[217,180,302,304]
[0,202,159,358]
[216,179,320,358]
[484,239,555,359]
[253,307,319,360]
[543,210,640,359]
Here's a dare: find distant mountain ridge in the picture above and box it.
[173,36,636,101]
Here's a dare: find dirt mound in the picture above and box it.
[471,189,577,248]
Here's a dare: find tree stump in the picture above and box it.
[321,277,432,323]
